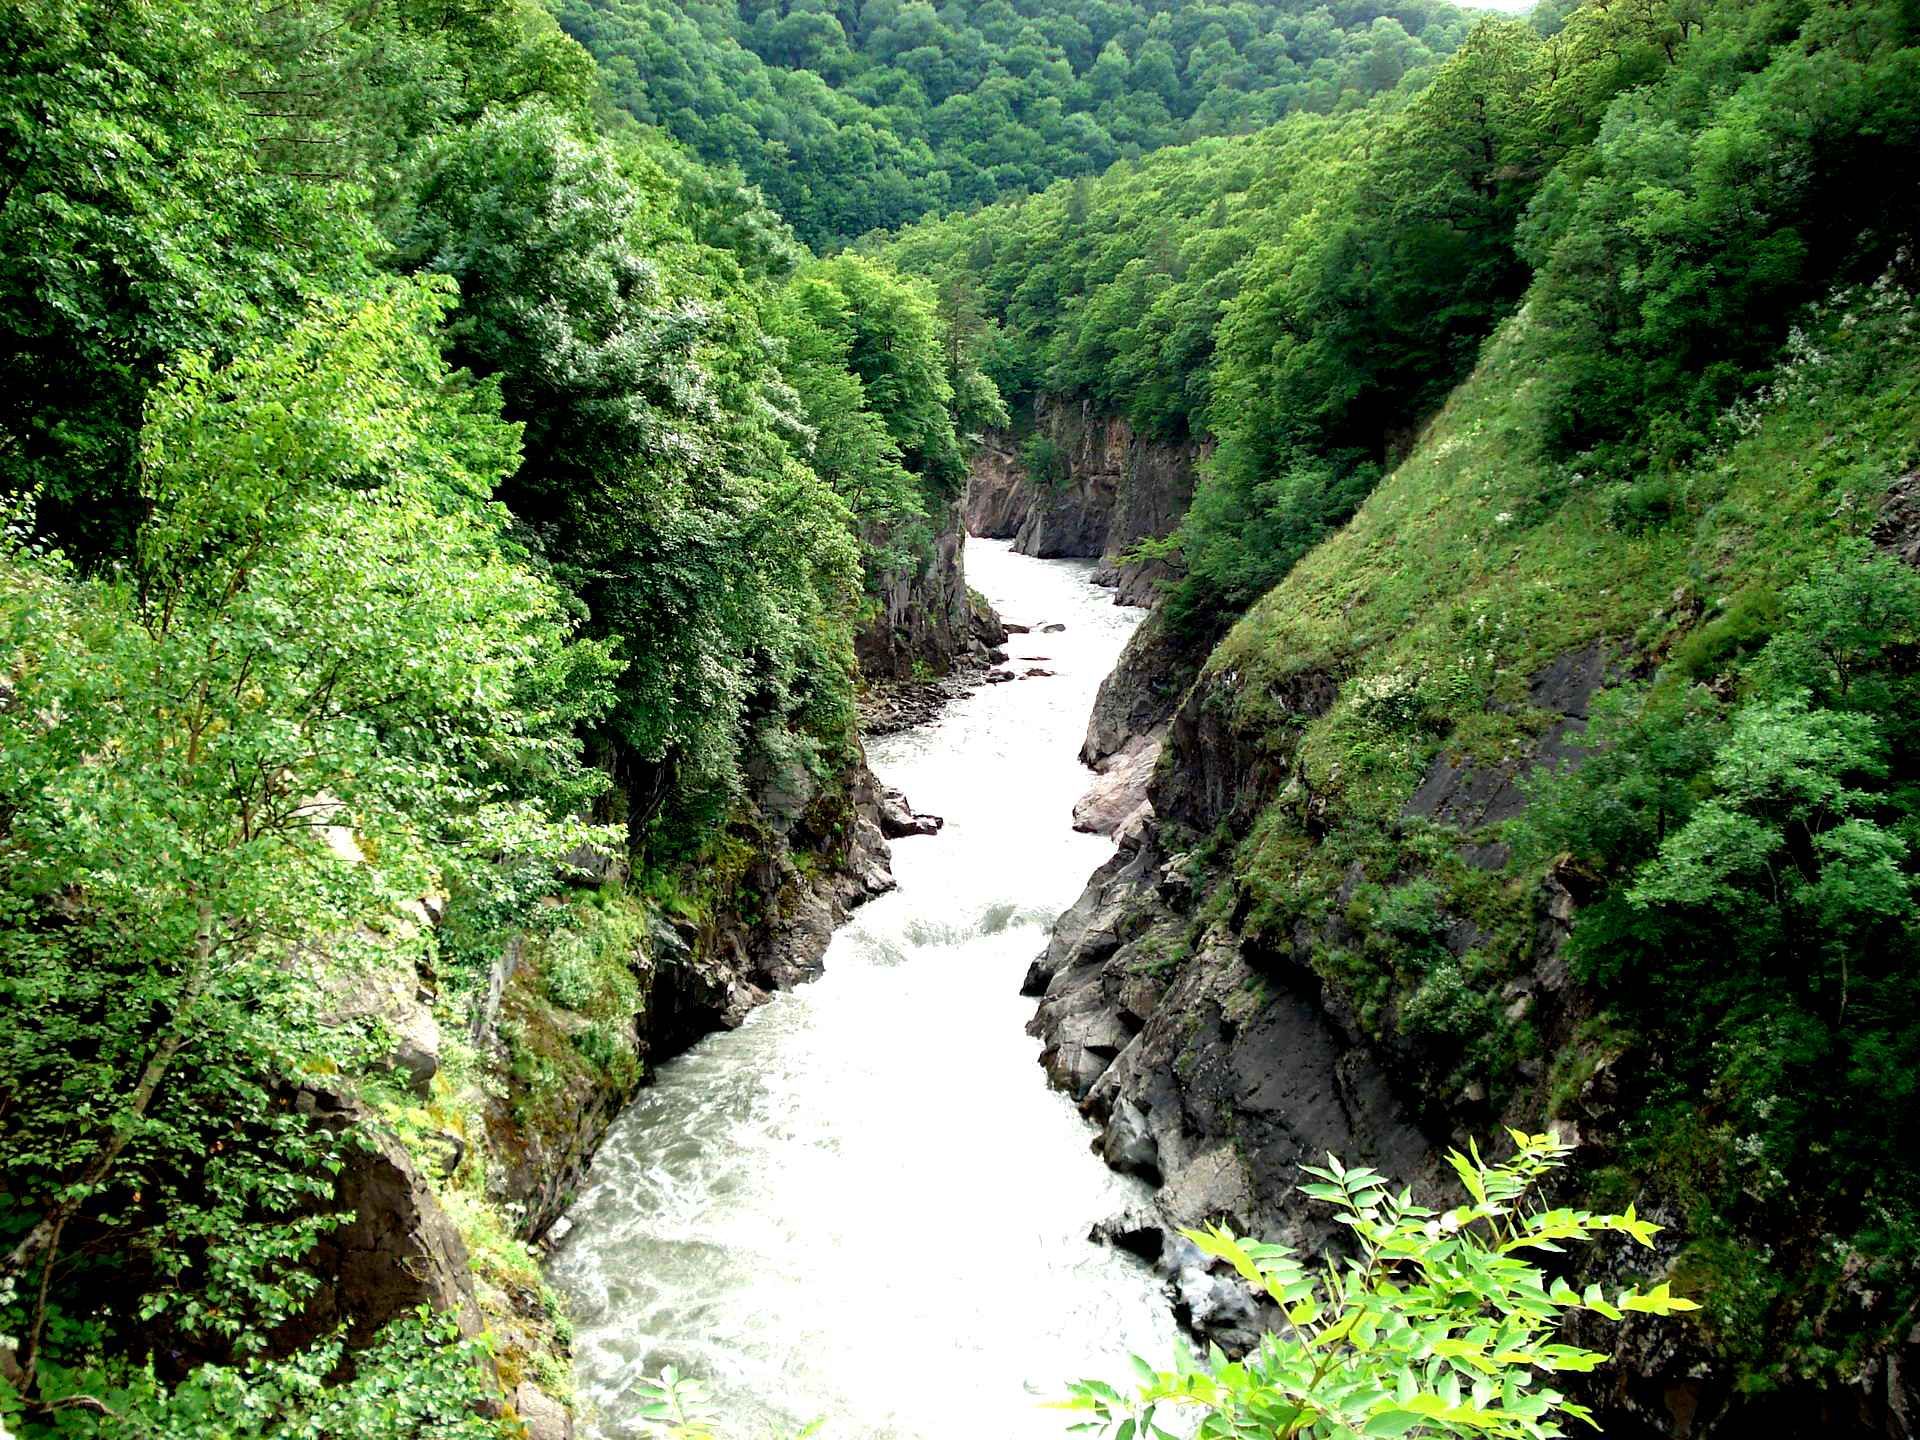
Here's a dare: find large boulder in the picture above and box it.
[280,1089,484,1352]
[878,785,944,838]
[1072,731,1162,837]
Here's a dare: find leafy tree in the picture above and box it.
[1522,0,1920,469]
[766,281,921,529]
[0,284,612,1412]
[0,0,595,565]
[389,103,861,848]
[791,256,985,495]
[0,0,369,560]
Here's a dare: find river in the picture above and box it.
[548,539,1178,1440]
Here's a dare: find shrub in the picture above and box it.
[1023,433,1067,490]
[1063,1130,1695,1440]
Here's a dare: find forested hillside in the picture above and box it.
[3,0,1918,1434]
[0,0,996,1432]
[874,0,1918,636]
[554,0,1480,244]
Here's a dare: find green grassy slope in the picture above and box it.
[1181,277,1920,1393]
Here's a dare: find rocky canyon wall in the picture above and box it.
[966,400,1203,607]
[1029,482,1920,1439]
[305,750,905,1438]
[855,494,1005,684]
[1032,629,1886,1435]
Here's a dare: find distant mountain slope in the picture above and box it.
[552,0,1477,245]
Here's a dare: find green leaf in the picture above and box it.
[1362,1411,1425,1436]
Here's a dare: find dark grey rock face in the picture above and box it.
[1040,627,1920,1436]
[1025,814,1441,1361]
[878,785,944,838]
[1873,467,1920,566]
[963,400,1204,608]
[487,748,900,1246]
[1153,663,1333,835]
[282,1089,486,1351]
[1081,609,1195,767]
[1030,822,1437,1232]
[856,496,976,680]
[964,433,1029,539]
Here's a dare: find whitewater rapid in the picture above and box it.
[549,539,1176,1440]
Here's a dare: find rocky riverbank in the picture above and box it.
[301,518,1015,1437]
[1020,439,1920,1439]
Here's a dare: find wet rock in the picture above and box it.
[968,587,1008,647]
[1032,819,1437,1260]
[1168,1230,1271,1353]
[511,1381,573,1440]
[878,786,944,838]
[757,872,839,990]
[840,762,897,903]
[985,670,1015,684]
[1089,1203,1165,1262]
[1072,731,1162,837]
[1021,841,1158,997]
[858,667,995,737]
[1100,1098,1163,1185]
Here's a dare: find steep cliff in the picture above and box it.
[965,401,1202,607]
[1033,298,1920,1437]
[854,494,1009,687]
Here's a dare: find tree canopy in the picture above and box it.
[554,0,1480,245]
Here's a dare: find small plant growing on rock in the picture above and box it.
[1062,1130,1696,1439]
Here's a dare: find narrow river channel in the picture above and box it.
[549,539,1179,1440]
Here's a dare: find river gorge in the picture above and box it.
[549,540,1176,1439]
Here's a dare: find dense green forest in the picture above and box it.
[554,0,1482,244]
[873,0,1918,633]
[0,0,996,1431]
[2,0,1918,1433]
